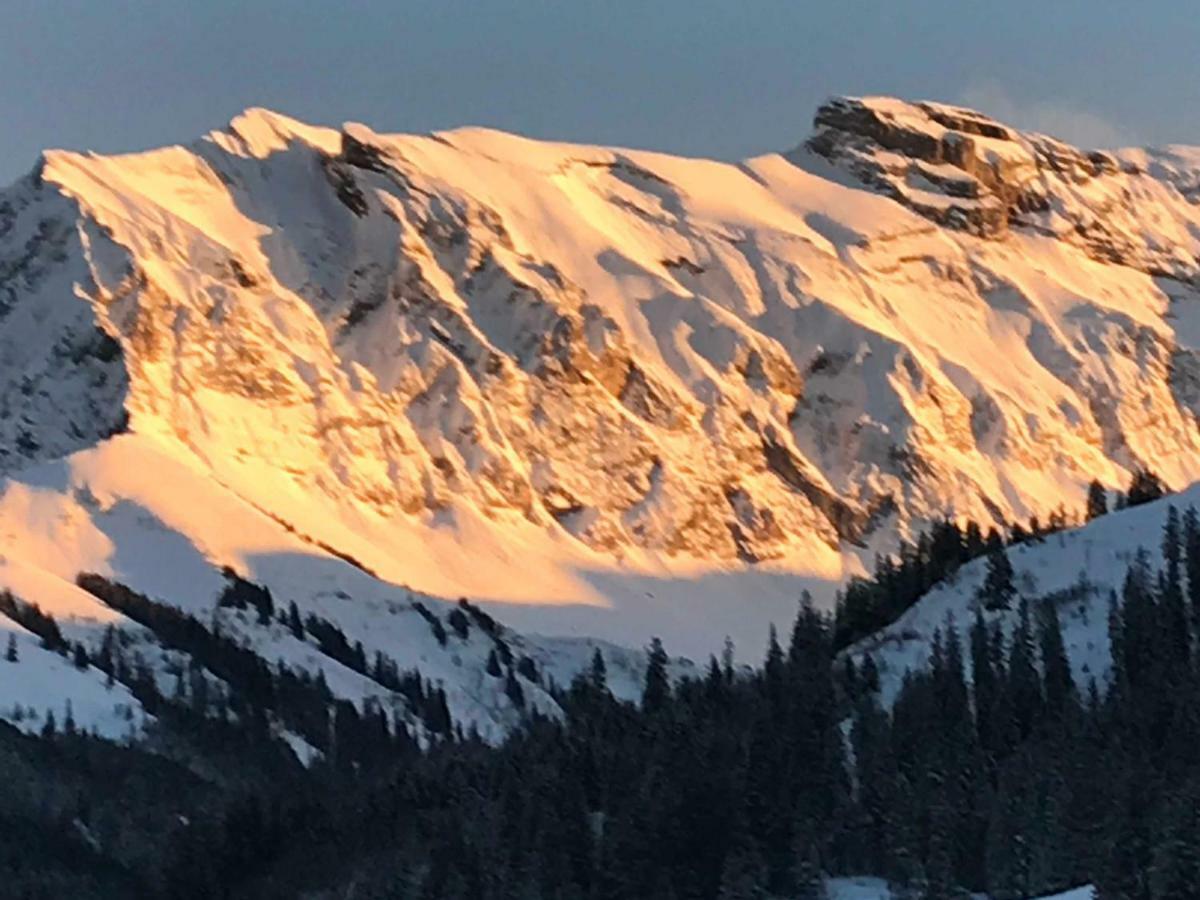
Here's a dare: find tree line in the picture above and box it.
[834,469,1166,649]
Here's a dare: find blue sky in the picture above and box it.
[2,1,1198,183]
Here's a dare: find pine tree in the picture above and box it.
[1159,509,1191,674]
[970,609,996,752]
[764,623,785,704]
[643,637,670,713]
[964,521,986,557]
[1164,506,1183,578]
[505,667,526,710]
[4,633,16,663]
[485,648,502,677]
[936,616,970,726]
[985,760,1035,899]
[287,601,304,641]
[850,690,895,877]
[1036,600,1076,720]
[1119,549,1159,694]
[842,655,860,702]
[1007,599,1043,741]
[979,546,1017,611]
[1096,773,1154,900]
[861,654,880,694]
[588,647,607,692]
[722,636,736,683]
[1149,786,1200,899]
[1086,479,1109,520]
[1126,467,1167,507]
[1184,506,1200,624]
[791,835,828,900]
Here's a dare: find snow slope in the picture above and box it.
[0,432,662,741]
[845,484,1200,704]
[0,614,147,742]
[826,878,1094,900]
[3,95,1200,732]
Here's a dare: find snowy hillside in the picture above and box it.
[0,433,665,742]
[4,95,1200,738]
[845,483,1200,702]
[826,879,1094,900]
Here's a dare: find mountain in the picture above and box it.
[3,95,1200,742]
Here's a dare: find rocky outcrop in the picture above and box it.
[806,96,1200,280]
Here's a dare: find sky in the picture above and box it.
[3,1,1199,185]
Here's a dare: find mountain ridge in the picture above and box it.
[3,95,1200,735]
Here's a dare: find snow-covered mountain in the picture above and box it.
[3,95,1200,740]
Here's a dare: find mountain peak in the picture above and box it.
[819,95,1023,143]
[806,95,1125,239]
[215,105,341,158]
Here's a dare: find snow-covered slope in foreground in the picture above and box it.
[4,95,1200,692]
[827,877,1093,900]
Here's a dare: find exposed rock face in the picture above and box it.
[0,179,130,469]
[807,96,1200,280]
[3,99,1200,574]
[808,97,1036,236]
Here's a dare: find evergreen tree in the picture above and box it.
[860,654,880,694]
[763,623,785,703]
[643,637,671,713]
[4,633,16,662]
[287,601,304,641]
[1007,599,1043,742]
[791,835,828,900]
[1163,505,1183,581]
[970,609,996,753]
[1126,467,1167,507]
[1096,774,1154,900]
[722,636,736,682]
[964,521,986,557]
[1184,506,1200,624]
[1036,600,1076,721]
[842,656,861,702]
[985,759,1035,899]
[505,667,526,710]
[1149,785,1200,899]
[979,546,1017,611]
[588,647,608,692]
[1086,480,1108,520]
[850,690,895,878]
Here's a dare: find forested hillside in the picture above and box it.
[5,492,1198,897]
